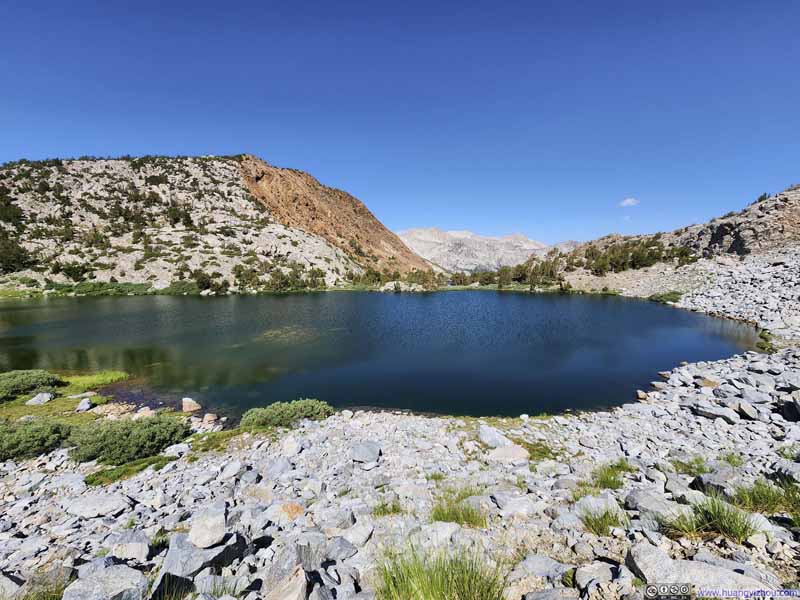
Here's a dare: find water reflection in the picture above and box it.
[0,292,758,416]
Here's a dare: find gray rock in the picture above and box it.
[189,502,227,549]
[161,533,246,578]
[575,562,613,590]
[65,493,131,519]
[508,554,571,582]
[626,541,771,589]
[0,572,23,599]
[692,403,740,424]
[25,392,53,406]
[351,441,381,463]
[75,397,94,412]
[325,537,357,562]
[263,566,308,600]
[62,565,148,600]
[110,530,150,563]
[477,424,510,448]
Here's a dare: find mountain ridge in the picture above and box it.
[397,227,550,273]
[0,154,429,292]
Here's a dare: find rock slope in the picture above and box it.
[0,155,428,291]
[2,346,799,599]
[397,227,550,273]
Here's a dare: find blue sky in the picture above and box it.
[2,1,799,243]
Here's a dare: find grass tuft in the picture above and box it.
[720,452,744,468]
[373,500,404,517]
[509,437,555,462]
[431,486,487,528]
[376,548,506,600]
[671,456,710,477]
[579,509,626,536]
[658,495,758,543]
[591,458,635,490]
[85,455,174,486]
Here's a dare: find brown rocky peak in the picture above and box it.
[238,155,429,274]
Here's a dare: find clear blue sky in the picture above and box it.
[2,1,799,243]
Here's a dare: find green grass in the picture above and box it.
[191,428,244,453]
[85,455,174,486]
[755,329,777,354]
[648,291,683,304]
[60,371,128,395]
[509,437,556,462]
[0,370,128,425]
[571,482,601,502]
[151,529,170,553]
[733,479,800,526]
[591,458,635,490]
[579,509,627,536]
[720,452,744,468]
[777,444,800,461]
[376,548,506,600]
[373,500,404,517]
[658,495,758,543]
[4,581,69,600]
[671,456,710,477]
[431,486,487,528]
[427,472,446,482]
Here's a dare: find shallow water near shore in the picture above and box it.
[0,291,758,416]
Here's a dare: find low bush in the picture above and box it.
[240,399,334,429]
[69,415,190,465]
[0,369,64,401]
[0,419,72,460]
[648,291,683,304]
[376,548,506,600]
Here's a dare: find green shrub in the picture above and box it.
[648,291,683,304]
[0,369,63,401]
[377,548,506,600]
[0,232,35,274]
[240,399,333,429]
[0,419,72,460]
[69,415,190,465]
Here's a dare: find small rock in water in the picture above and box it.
[182,397,202,412]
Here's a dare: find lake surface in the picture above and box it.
[0,292,758,417]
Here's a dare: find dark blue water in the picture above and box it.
[0,292,757,416]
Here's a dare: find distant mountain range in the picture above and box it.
[397,227,578,273]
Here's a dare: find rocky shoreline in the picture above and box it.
[1,251,800,599]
